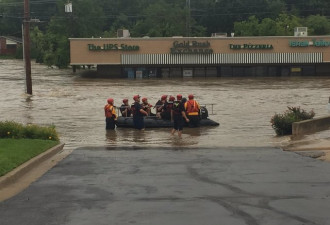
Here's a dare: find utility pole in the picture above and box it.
[24,0,32,95]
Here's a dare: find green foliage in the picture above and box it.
[305,15,330,35]
[15,45,23,59]
[0,139,59,176]
[270,106,315,136]
[0,55,15,59]
[258,18,278,36]
[0,121,59,141]
[2,0,330,64]
[274,14,301,36]
[0,121,23,138]
[104,13,133,38]
[234,14,303,36]
[131,0,196,37]
[234,16,260,36]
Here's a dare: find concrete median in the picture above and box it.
[292,115,330,136]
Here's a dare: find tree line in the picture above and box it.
[1,0,330,68]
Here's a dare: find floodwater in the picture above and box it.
[1,59,330,151]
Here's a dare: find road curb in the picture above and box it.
[0,143,65,189]
[294,150,326,159]
[283,146,330,151]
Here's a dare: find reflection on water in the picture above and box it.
[105,129,118,144]
[1,59,330,151]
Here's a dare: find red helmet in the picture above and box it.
[161,95,167,100]
[133,95,140,101]
[188,94,194,99]
[107,98,114,104]
[123,98,128,103]
[169,96,175,101]
[177,94,182,100]
[142,97,147,102]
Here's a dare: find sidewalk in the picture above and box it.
[281,129,330,161]
[0,143,67,202]
[1,145,330,225]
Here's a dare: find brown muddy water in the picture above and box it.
[1,59,330,151]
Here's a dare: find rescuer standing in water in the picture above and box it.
[104,98,117,130]
[171,94,189,138]
[131,95,148,130]
[184,94,201,127]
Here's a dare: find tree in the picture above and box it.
[0,0,22,36]
[274,14,301,36]
[234,13,302,36]
[304,15,330,35]
[258,18,278,36]
[131,0,205,37]
[198,0,285,35]
[234,16,260,36]
[284,0,330,17]
[103,13,134,38]
[2,0,330,67]
[32,0,106,68]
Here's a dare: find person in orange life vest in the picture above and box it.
[132,95,148,130]
[161,95,175,120]
[171,94,189,138]
[141,97,155,116]
[184,94,201,127]
[155,95,167,119]
[120,98,132,117]
[104,98,117,130]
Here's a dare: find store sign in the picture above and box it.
[229,44,273,50]
[170,41,213,54]
[88,43,139,51]
[289,39,330,47]
[289,41,309,47]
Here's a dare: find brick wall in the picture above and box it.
[0,37,6,54]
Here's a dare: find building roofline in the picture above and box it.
[0,36,23,44]
[69,35,330,41]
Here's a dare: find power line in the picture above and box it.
[2,8,330,22]
[1,0,329,21]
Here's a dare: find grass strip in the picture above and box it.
[0,139,60,176]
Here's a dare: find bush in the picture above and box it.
[270,106,315,136]
[0,121,23,138]
[0,121,59,141]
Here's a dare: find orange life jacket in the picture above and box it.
[104,104,114,118]
[185,100,200,116]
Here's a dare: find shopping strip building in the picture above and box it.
[70,36,330,77]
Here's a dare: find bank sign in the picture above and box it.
[170,41,213,54]
[88,43,139,51]
[289,39,330,47]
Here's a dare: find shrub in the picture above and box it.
[270,106,315,136]
[0,121,23,138]
[0,121,59,141]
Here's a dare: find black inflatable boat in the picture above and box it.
[116,116,219,128]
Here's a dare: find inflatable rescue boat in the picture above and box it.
[116,116,219,128]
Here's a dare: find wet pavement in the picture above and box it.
[1,146,330,225]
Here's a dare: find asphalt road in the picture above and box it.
[1,146,330,225]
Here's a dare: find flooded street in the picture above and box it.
[1,59,330,151]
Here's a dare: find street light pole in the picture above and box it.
[24,0,32,95]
